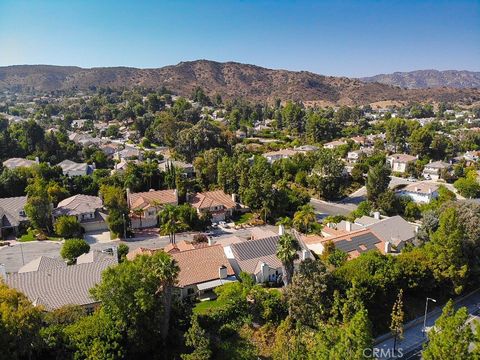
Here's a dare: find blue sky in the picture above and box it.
[0,0,478,77]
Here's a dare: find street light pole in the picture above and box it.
[423,297,437,337]
[123,213,127,239]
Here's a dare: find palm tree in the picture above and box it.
[293,204,317,233]
[151,251,180,344]
[158,205,186,244]
[276,233,300,286]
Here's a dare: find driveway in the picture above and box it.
[84,231,112,244]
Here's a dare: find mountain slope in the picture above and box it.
[1,61,479,105]
[361,70,480,89]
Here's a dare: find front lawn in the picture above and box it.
[234,212,254,225]
[19,229,63,242]
[193,298,227,315]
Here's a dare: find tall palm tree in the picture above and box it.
[276,233,300,286]
[158,205,186,244]
[151,251,180,344]
[293,204,317,233]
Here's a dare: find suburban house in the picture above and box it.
[171,245,236,299]
[263,149,297,163]
[68,133,101,147]
[163,240,210,254]
[158,159,195,178]
[397,182,440,203]
[323,140,347,149]
[321,213,416,253]
[2,157,38,169]
[294,145,319,154]
[126,245,236,299]
[53,195,109,233]
[347,148,374,163]
[422,161,452,180]
[188,190,238,223]
[224,229,312,284]
[386,154,417,173]
[127,189,178,228]
[463,150,480,165]
[114,146,143,161]
[57,159,95,177]
[0,196,28,238]
[1,251,117,311]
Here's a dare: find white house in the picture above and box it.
[386,154,417,173]
[397,182,439,203]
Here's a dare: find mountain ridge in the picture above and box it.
[1,61,479,105]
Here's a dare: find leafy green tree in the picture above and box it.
[276,233,300,286]
[310,149,346,200]
[423,300,475,360]
[0,282,44,360]
[425,208,468,295]
[181,315,212,360]
[117,243,129,262]
[25,176,52,233]
[91,251,179,354]
[286,258,331,327]
[454,170,480,198]
[385,118,408,152]
[64,308,124,360]
[54,215,82,238]
[100,185,128,239]
[366,163,391,205]
[60,238,90,264]
[390,289,404,353]
[409,127,432,158]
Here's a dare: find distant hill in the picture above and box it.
[1,61,479,105]
[361,70,480,89]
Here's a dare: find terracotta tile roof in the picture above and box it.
[388,153,417,163]
[128,189,177,211]
[126,247,159,261]
[171,245,235,287]
[164,240,208,254]
[188,190,236,210]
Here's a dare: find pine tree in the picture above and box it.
[390,289,404,354]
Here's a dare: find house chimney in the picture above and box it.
[0,264,6,279]
[208,236,214,246]
[231,193,237,203]
[345,221,352,232]
[260,262,269,283]
[174,189,178,204]
[219,265,227,279]
[302,249,308,261]
[373,211,380,220]
[384,241,391,254]
[278,224,285,236]
[428,188,432,194]
[35,156,39,164]
[126,188,131,207]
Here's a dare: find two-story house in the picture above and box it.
[0,196,28,238]
[188,190,238,223]
[386,154,417,173]
[127,189,178,228]
[422,161,452,180]
[53,195,109,233]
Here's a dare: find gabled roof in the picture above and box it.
[230,236,284,274]
[54,195,104,216]
[2,158,37,169]
[18,256,67,273]
[365,215,416,245]
[5,251,117,310]
[424,160,451,169]
[188,190,236,210]
[128,189,177,211]
[171,245,235,287]
[164,240,208,254]
[387,153,417,163]
[57,159,92,175]
[0,196,28,228]
[401,182,440,195]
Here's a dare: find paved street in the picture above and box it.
[375,289,480,359]
[0,225,278,273]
